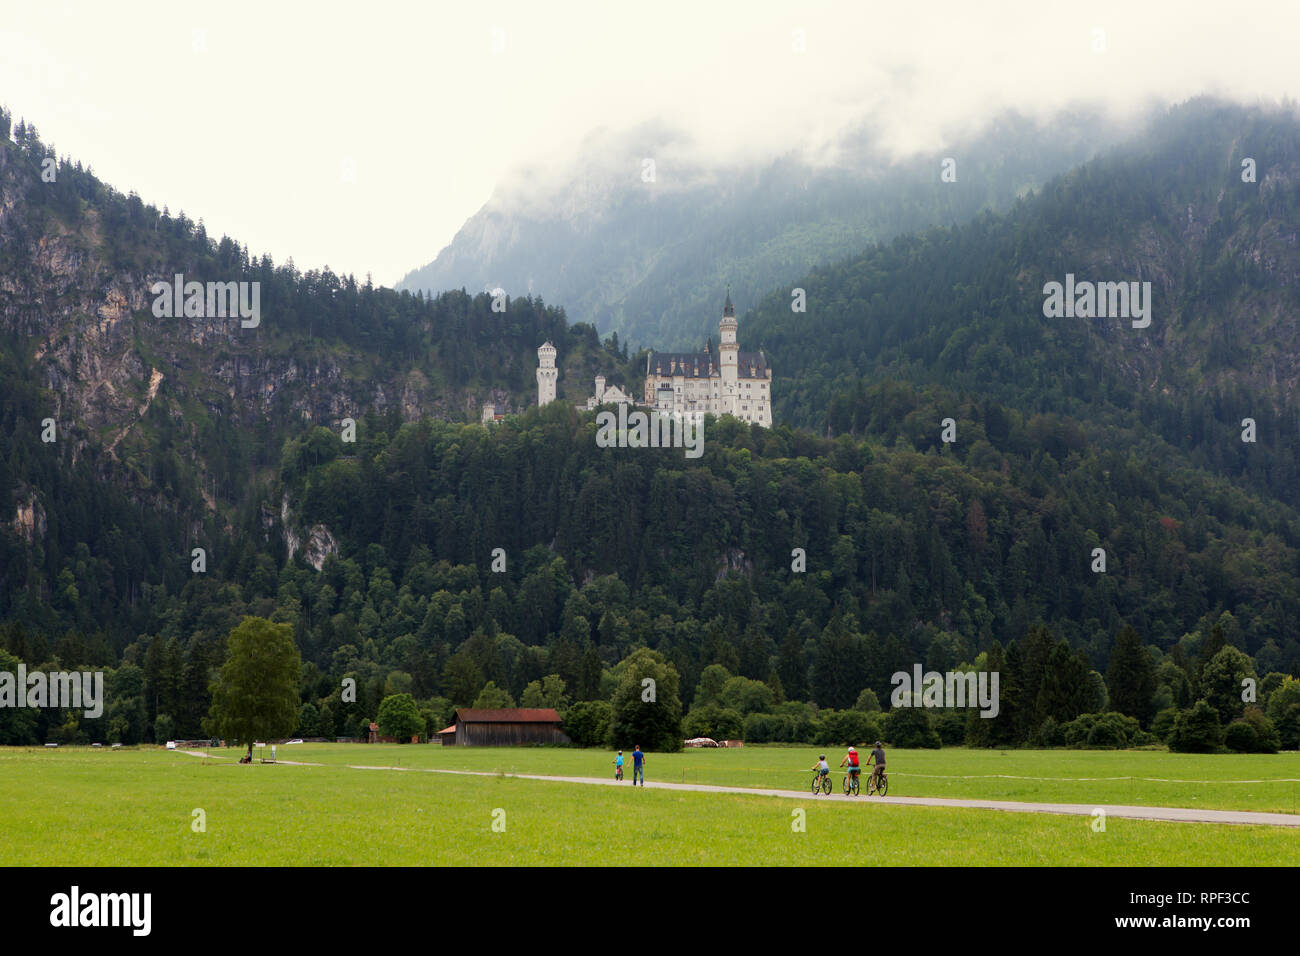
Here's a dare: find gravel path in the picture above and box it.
[175,751,1299,827]
[345,763,1300,828]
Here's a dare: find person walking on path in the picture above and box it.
[632,745,646,786]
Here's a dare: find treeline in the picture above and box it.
[4,393,1299,750]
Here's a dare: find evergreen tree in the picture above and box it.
[1035,641,1091,725]
[1106,625,1157,726]
[776,631,809,702]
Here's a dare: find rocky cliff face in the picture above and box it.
[0,133,489,547]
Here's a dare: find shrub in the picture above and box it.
[1224,721,1259,754]
[1029,716,1063,748]
[933,709,968,746]
[884,707,941,748]
[562,700,613,748]
[775,701,819,743]
[1060,712,1139,749]
[1230,706,1280,753]
[742,712,786,743]
[1168,700,1224,753]
[744,711,813,744]
[1086,720,1126,749]
[814,709,882,747]
[1151,707,1178,743]
[1265,678,1300,749]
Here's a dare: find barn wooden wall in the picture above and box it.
[453,721,570,746]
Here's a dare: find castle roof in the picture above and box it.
[738,351,768,377]
[648,351,714,378]
[647,350,768,379]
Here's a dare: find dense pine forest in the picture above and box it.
[3,394,1299,752]
[750,99,1300,510]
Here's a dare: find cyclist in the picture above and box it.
[614,750,624,780]
[812,753,831,788]
[839,745,861,787]
[870,740,887,790]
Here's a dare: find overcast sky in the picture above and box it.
[3,1,1297,285]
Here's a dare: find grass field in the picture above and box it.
[256,742,1300,813]
[2,744,1298,865]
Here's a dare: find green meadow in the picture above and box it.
[1,745,1298,865]
[263,743,1300,814]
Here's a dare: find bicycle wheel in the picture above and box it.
[850,774,859,796]
[821,775,832,794]
[877,773,888,796]
[842,775,851,795]
[811,774,821,795]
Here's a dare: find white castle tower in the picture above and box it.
[537,341,558,407]
[719,290,739,390]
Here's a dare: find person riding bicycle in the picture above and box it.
[614,750,624,779]
[839,746,861,782]
[870,740,886,788]
[812,753,831,782]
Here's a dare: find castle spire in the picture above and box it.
[723,285,734,317]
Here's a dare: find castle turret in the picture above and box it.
[594,374,606,404]
[719,290,738,389]
[537,342,558,407]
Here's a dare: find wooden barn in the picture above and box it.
[438,708,569,746]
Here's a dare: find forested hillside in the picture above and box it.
[4,395,1298,750]
[2,100,1299,756]
[0,104,638,625]
[749,99,1300,508]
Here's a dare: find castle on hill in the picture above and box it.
[530,293,773,428]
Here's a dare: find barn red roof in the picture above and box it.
[453,708,562,723]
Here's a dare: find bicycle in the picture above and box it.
[810,770,832,795]
[867,767,888,796]
[842,771,860,796]
[613,762,623,781]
